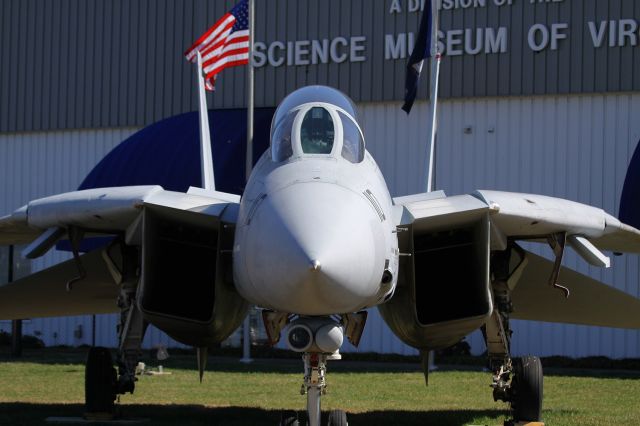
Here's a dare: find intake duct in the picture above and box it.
[379,213,492,350]
[138,204,248,347]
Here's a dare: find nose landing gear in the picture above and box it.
[277,316,352,426]
[278,352,348,426]
[284,353,347,426]
[302,352,329,426]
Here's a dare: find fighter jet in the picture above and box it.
[2,85,640,426]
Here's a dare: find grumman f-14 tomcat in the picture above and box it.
[2,86,640,425]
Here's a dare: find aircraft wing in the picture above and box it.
[394,190,640,254]
[392,189,640,330]
[0,249,120,318]
[509,249,640,328]
[0,185,241,320]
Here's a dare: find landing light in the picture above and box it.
[287,324,313,352]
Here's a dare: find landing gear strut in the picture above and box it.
[84,243,147,419]
[302,353,328,426]
[486,247,543,423]
[298,353,348,426]
[275,315,355,426]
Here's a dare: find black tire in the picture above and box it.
[326,409,348,426]
[279,410,299,426]
[85,347,117,415]
[511,356,543,422]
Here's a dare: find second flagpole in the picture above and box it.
[241,0,255,365]
[425,0,440,193]
[246,0,255,184]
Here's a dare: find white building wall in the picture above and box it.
[360,92,640,358]
[1,93,640,358]
[0,127,189,350]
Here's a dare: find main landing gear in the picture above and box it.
[487,248,543,423]
[83,283,147,420]
[83,306,146,419]
[85,347,118,418]
[84,243,147,419]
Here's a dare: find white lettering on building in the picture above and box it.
[255,6,640,69]
[389,0,402,14]
[589,20,640,48]
[528,23,568,51]
[253,37,368,67]
[440,0,487,10]
[484,27,508,53]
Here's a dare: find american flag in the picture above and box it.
[184,0,250,91]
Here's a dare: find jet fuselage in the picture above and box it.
[233,88,399,315]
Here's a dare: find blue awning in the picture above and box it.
[79,108,274,195]
[58,108,274,252]
[620,139,640,230]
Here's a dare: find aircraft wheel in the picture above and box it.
[279,410,299,426]
[326,409,348,426]
[511,356,543,422]
[85,347,117,415]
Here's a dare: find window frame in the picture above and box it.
[291,103,342,159]
[269,102,365,163]
[337,110,366,164]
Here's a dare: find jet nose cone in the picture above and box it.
[310,260,322,271]
[242,183,386,315]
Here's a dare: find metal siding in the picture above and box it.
[0,127,190,349]
[2,0,640,132]
[0,128,127,347]
[0,1,9,131]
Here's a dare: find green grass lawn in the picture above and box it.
[1,348,639,425]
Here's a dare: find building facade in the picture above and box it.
[1,0,639,358]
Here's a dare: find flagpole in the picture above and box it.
[425,54,440,192]
[425,0,439,193]
[245,0,255,184]
[196,50,216,191]
[241,0,255,365]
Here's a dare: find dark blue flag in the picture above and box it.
[402,1,433,114]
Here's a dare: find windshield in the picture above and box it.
[300,107,334,154]
[339,112,364,163]
[271,111,295,162]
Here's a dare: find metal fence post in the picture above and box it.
[8,245,22,357]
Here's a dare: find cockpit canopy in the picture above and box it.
[270,86,365,164]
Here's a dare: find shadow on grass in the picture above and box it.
[0,402,509,426]
[3,348,640,379]
[543,367,640,380]
[0,348,423,374]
